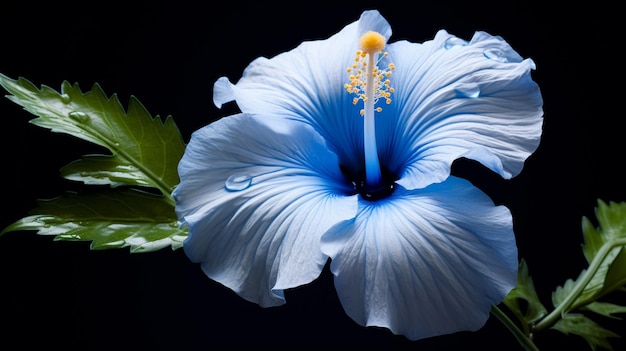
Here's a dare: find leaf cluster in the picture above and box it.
[503,200,626,351]
[0,73,188,252]
[550,200,626,350]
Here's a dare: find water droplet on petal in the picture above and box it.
[225,174,252,191]
[455,83,480,98]
[444,36,468,50]
[60,94,71,104]
[68,111,91,123]
[483,48,508,62]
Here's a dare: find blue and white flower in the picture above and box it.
[173,10,543,340]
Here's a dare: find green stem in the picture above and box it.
[491,305,540,351]
[532,237,626,332]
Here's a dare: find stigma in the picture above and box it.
[359,31,386,53]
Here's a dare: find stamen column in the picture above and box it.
[345,30,394,193]
[362,48,382,187]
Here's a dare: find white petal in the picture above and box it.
[174,114,358,307]
[212,11,392,168]
[321,176,518,340]
[213,76,235,108]
[213,12,542,192]
[220,10,390,121]
[381,30,543,189]
[357,9,392,41]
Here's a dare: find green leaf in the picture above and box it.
[60,154,152,188]
[552,200,626,310]
[540,200,626,340]
[0,189,187,252]
[503,259,548,328]
[551,313,620,351]
[603,248,626,295]
[553,275,579,307]
[583,216,606,264]
[552,251,626,313]
[583,301,626,320]
[586,201,626,298]
[0,73,185,198]
[573,200,626,305]
[583,200,626,262]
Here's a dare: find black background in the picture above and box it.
[1,1,623,350]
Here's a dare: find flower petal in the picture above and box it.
[380,30,543,189]
[174,114,358,307]
[212,10,392,170]
[320,176,518,340]
[215,12,542,191]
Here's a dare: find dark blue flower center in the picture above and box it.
[340,164,397,201]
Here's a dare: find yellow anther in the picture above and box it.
[344,30,394,114]
[359,31,386,54]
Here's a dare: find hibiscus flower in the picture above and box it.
[173,10,543,340]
